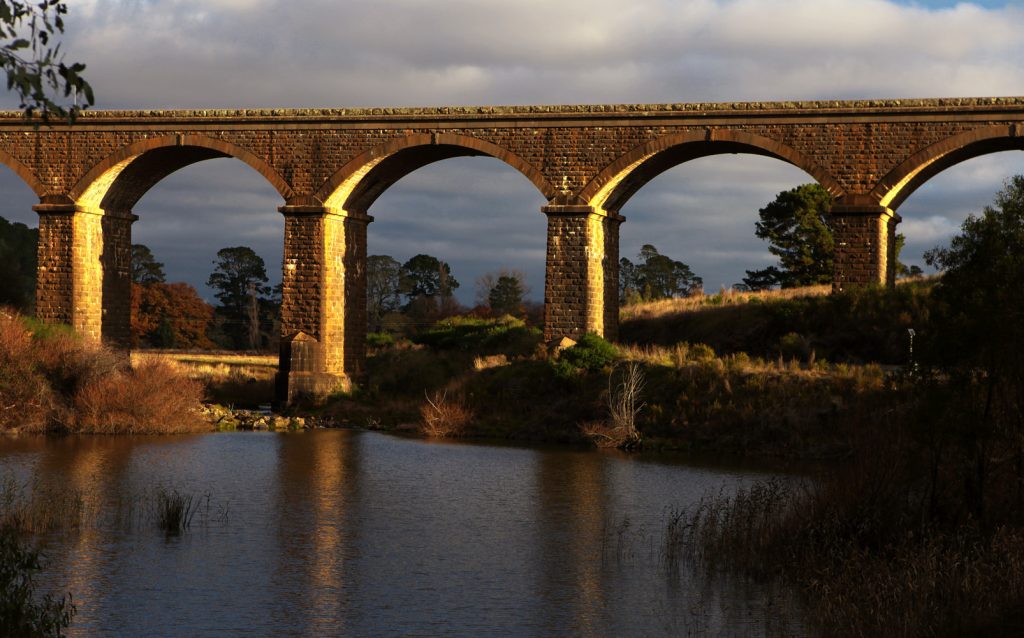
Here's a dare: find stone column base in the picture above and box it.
[275,331,351,406]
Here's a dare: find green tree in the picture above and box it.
[476,268,529,314]
[924,175,1024,374]
[921,175,1024,523]
[0,1,93,120]
[619,244,702,302]
[207,246,271,349]
[400,254,460,301]
[131,244,165,285]
[0,215,36,311]
[487,275,525,316]
[743,183,835,289]
[367,254,402,331]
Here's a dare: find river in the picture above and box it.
[0,430,805,637]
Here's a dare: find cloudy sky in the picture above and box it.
[1,0,1022,303]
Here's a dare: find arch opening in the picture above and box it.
[0,165,44,314]
[73,136,293,214]
[618,153,827,296]
[128,157,286,357]
[888,149,1024,277]
[365,155,548,330]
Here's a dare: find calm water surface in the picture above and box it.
[0,431,804,637]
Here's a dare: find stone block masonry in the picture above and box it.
[3,97,1021,402]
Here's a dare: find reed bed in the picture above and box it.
[0,477,218,536]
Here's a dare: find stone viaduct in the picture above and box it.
[1,97,1022,401]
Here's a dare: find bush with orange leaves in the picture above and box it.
[0,309,207,434]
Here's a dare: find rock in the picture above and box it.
[548,337,577,354]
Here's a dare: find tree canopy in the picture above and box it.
[476,268,529,316]
[742,183,835,290]
[400,254,459,301]
[131,244,165,285]
[367,254,402,331]
[0,215,36,311]
[924,174,1024,377]
[487,275,526,316]
[131,282,214,349]
[620,244,703,303]
[0,1,93,119]
[207,246,272,349]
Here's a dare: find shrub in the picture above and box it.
[366,331,396,349]
[73,360,206,434]
[414,315,541,357]
[558,333,618,373]
[419,389,472,437]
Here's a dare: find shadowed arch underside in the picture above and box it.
[580,130,843,213]
[873,125,1024,210]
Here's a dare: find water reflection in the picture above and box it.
[534,449,608,636]
[273,431,360,635]
[0,431,804,636]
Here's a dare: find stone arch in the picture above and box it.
[316,133,557,213]
[70,134,294,212]
[580,129,843,214]
[872,125,1024,210]
[0,147,46,198]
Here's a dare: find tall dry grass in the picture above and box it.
[0,309,207,434]
[132,350,277,407]
[73,360,206,434]
[621,283,832,322]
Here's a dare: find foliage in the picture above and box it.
[0,309,207,434]
[366,331,395,349]
[557,333,619,375]
[487,275,526,316]
[131,282,215,349]
[620,244,703,302]
[130,244,165,285]
[414,315,541,357]
[400,253,459,300]
[924,175,1024,375]
[206,246,272,350]
[367,254,402,332]
[0,524,74,637]
[476,268,529,316]
[0,0,92,120]
[743,183,835,289]
[0,215,37,312]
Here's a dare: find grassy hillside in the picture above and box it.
[620,278,937,364]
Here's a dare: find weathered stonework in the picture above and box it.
[4,97,1021,403]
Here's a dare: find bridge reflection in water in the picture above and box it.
[1,430,803,636]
